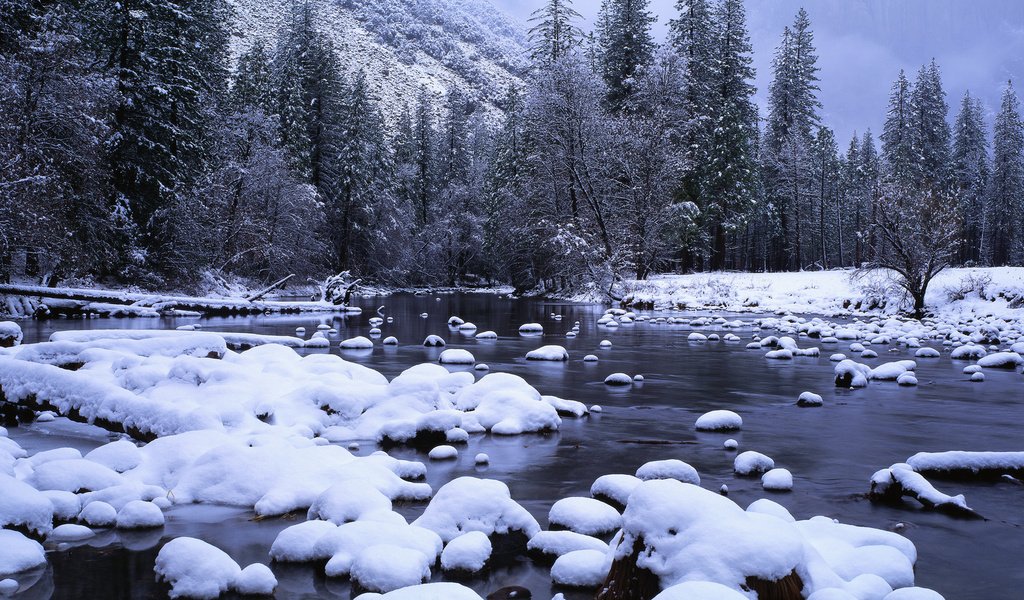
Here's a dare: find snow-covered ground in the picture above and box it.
[601,267,1024,319]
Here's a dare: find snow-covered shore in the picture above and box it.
[596,267,1024,319]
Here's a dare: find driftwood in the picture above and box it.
[595,536,805,600]
[245,274,295,302]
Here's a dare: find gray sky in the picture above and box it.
[493,0,1024,147]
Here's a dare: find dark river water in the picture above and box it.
[8,293,1024,599]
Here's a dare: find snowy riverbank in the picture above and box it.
[596,267,1024,319]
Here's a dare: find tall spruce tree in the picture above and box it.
[986,81,1024,265]
[528,0,582,65]
[911,60,952,187]
[704,0,758,270]
[668,0,716,216]
[762,8,820,270]
[596,0,656,113]
[881,70,917,188]
[952,91,990,264]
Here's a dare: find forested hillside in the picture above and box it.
[1,0,1022,297]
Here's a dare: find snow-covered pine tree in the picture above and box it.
[596,0,656,113]
[232,40,274,114]
[668,0,716,224]
[952,91,990,264]
[762,8,821,270]
[528,0,583,65]
[910,60,952,187]
[703,0,758,271]
[412,88,437,228]
[986,81,1024,265]
[811,126,840,269]
[881,70,917,189]
[103,0,231,277]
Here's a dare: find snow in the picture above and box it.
[527,530,609,560]
[270,520,339,562]
[317,521,442,578]
[977,351,1023,368]
[884,589,946,600]
[78,501,117,527]
[525,345,569,361]
[440,531,492,573]
[234,563,277,596]
[85,440,142,473]
[474,453,489,465]
[914,347,941,358]
[423,335,446,347]
[353,583,484,600]
[734,451,775,475]
[340,336,374,349]
[475,331,498,339]
[518,323,543,334]
[550,549,608,587]
[835,360,871,388]
[0,322,23,347]
[635,459,700,485]
[439,349,475,364]
[591,473,643,509]
[694,410,742,432]
[762,468,794,491]
[607,268,1024,321]
[906,451,1024,475]
[115,500,165,529]
[383,336,399,345]
[614,479,931,597]
[351,545,431,592]
[870,361,917,381]
[429,445,458,460]
[547,497,621,536]
[798,391,824,407]
[0,474,53,537]
[154,537,241,599]
[652,582,750,600]
[0,530,45,576]
[604,372,633,386]
[49,523,95,541]
[413,477,540,543]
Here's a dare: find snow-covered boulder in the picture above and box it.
[977,352,1023,369]
[439,349,475,365]
[604,373,632,386]
[518,323,543,334]
[734,451,775,476]
[635,459,700,485]
[694,410,742,432]
[0,322,22,348]
[835,360,871,388]
[423,335,446,347]
[527,530,609,563]
[339,336,374,350]
[413,477,540,554]
[0,530,45,576]
[551,549,608,588]
[440,531,492,574]
[548,497,621,537]
[797,391,824,407]
[526,345,569,361]
[154,537,241,599]
[0,474,53,537]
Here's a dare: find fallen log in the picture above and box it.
[246,274,295,302]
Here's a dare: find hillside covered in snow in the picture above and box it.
[229,0,529,120]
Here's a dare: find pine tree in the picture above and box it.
[528,0,582,65]
[704,0,758,270]
[232,41,273,113]
[762,8,821,270]
[911,60,951,187]
[103,0,232,276]
[811,126,840,269]
[668,0,716,213]
[881,70,917,188]
[596,0,656,113]
[986,81,1024,265]
[952,91,990,263]
[859,130,880,263]
[411,88,436,227]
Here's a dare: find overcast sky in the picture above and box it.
[492,0,1024,146]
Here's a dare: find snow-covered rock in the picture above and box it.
[551,549,608,588]
[526,345,568,361]
[635,460,700,485]
[154,537,241,599]
[439,349,475,365]
[413,477,540,543]
[547,497,621,537]
[734,451,775,476]
[440,531,492,573]
[694,410,742,432]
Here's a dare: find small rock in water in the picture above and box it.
[0,580,18,595]
[475,363,490,371]
[348,442,360,451]
[694,410,742,432]
[599,340,612,348]
[723,439,738,450]
[429,445,458,460]
[590,405,602,413]
[762,468,794,491]
[487,586,532,600]
[475,453,490,465]
[604,373,632,386]
[633,374,644,382]
[719,484,729,496]
[797,391,823,407]
[970,372,985,382]
[583,354,599,362]
[420,313,429,318]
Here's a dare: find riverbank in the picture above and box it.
[589,267,1024,320]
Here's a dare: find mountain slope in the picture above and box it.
[229,0,528,121]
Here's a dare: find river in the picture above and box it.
[8,293,1023,599]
